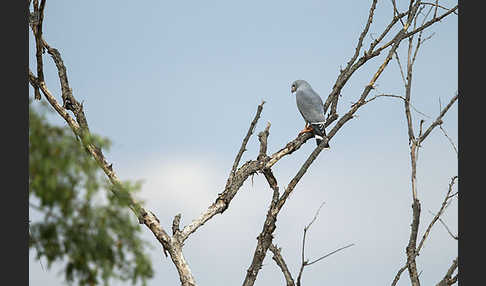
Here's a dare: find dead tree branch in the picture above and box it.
[31,0,46,100]
[389,4,458,285]
[29,1,458,285]
[418,93,458,144]
[226,101,265,187]
[362,93,431,118]
[268,202,353,286]
[325,0,378,117]
[416,176,458,254]
[420,2,458,15]
[242,1,457,285]
[435,258,458,286]
[242,137,331,286]
[322,2,456,129]
[296,204,354,286]
[391,175,458,286]
[439,125,458,156]
[296,202,326,286]
[269,244,295,286]
[428,210,458,240]
[297,244,356,286]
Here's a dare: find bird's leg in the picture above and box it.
[298,122,314,136]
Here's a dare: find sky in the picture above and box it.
[29,0,458,285]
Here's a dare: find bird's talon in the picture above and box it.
[298,126,314,136]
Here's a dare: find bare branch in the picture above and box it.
[374,5,457,58]
[439,125,458,156]
[411,31,435,66]
[405,197,421,286]
[29,37,197,286]
[435,258,458,286]
[172,214,182,235]
[294,201,353,286]
[31,0,46,100]
[305,202,326,231]
[321,2,455,132]
[179,104,325,246]
[419,93,458,144]
[401,9,427,282]
[242,185,281,286]
[29,66,140,215]
[391,0,405,26]
[404,18,417,145]
[327,1,421,141]
[403,5,458,39]
[421,2,458,15]
[243,136,331,286]
[364,93,406,104]
[226,101,265,188]
[394,51,407,85]
[389,7,458,284]
[326,0,378,116]
[41,39,90,131]
[416,176,458,253]
[306,243,355,267]
[269,244,295,286]
[428,210,458,240]
[265,132,314,169]
[361,94,430,119]
[277,140,330,211]
[258,122,271,160]
[349,0,379,68]
[297,244,354,286]
[30,1,457,285]
[296,201,325,286]
[391,264,409,286]
[323,2,411,122]
[180,104,267,242]
[392,176,458,286]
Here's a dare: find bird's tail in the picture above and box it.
[310,122,330,148]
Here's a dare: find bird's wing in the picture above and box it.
[296,89,326,124]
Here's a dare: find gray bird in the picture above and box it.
[291,79,329,147]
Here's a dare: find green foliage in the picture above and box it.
[29,101,154,286]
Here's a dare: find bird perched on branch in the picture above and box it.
[291,79,330,147]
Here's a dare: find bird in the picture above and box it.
[290,79,330,147]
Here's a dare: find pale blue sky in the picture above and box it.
[29,1,458,285]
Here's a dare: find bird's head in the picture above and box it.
[290,79,311,94]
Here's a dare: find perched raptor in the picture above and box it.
[291,79,330,147]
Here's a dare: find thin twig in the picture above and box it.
[403,5,458,39]
[226,101,265,187]
[428,210,458,240]
[391,0,405,26]
[362,94,431,119]
[306,244,355,266]
[392,176,458,285]
[373,5,457,59]
[296,201,325,286]
[305,201,326,231]
[181,103,267,241]
[394,51,407,85]
[327,0,379,116]
[421,2,458,15]
[439,125,458,156]
[419,93,458,144]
